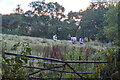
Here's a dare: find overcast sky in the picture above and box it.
[0,0,92,14]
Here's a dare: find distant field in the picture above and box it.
[0,34,104,50]
[0,34,106,56]
[0,33,109,62]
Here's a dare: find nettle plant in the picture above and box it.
[2,42,31,79]
[99,47,119,78]
[89,46,119,79]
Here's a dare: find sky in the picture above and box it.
[0,0,92,14]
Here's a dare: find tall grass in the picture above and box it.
[2,34,117,78]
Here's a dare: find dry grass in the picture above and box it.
[1,34,107,60]
[1,34,111,78]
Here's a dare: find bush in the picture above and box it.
[2,42,31,79]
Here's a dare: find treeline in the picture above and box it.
[2,1,119,42]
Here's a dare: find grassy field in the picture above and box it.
[0,34,107,59]
[1,34,116,78]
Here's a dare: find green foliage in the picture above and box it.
[64,44,120,78]
[1,34,120,78]
[78,3,108,41]
[0,2,110,43]
[99,47,119,78]
[2,1,119,43]
[2,42,31,79]
[103,3,119,41]
[11,42,20,50]
[1,2,120,78]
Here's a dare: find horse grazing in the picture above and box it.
[79,38,83,44]
[71,37,77,44]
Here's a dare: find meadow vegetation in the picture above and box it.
[1,34,119,79]
[1,34,106,58]
[1,1,120,79]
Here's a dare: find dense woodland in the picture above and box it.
[1,1,119,43]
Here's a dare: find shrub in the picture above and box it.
[2,42,31,79]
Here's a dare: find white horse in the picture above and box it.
[53,34,57,41]
[79,38,83,44]
[71,37,77,44]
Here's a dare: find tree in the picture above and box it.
[25,0,66,38]
[2,14,23,34]
[103,3,119,42]
[78,3,108,41]
[66,11,82,37]
[28,0,65,18]
[13,4,23,14]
